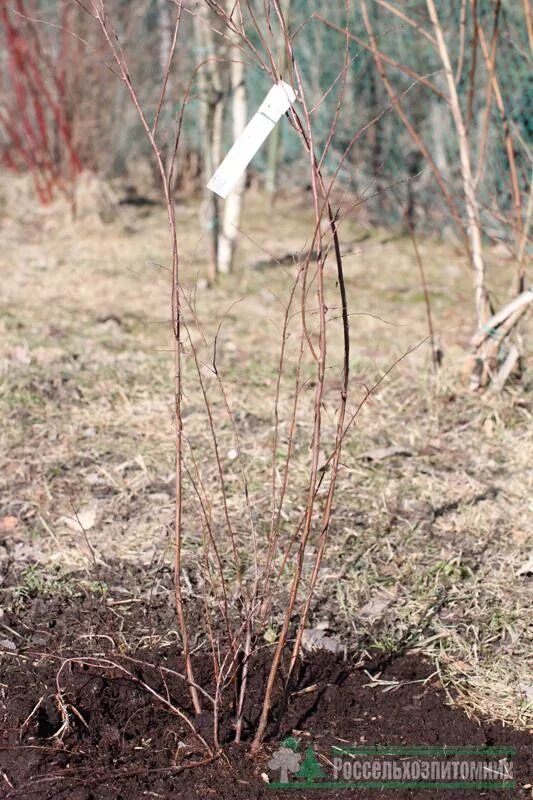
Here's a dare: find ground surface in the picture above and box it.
[0,568,531,799]
[0,178,531,796]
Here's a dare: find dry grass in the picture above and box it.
[0,176,531,728]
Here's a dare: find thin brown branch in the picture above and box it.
[476,11,524,281]
[371,0,436,46]
[455,0,467,83]
[87,0,201,717]
[313,14,448,102]
[356,2,469,251]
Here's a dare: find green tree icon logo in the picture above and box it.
[295,745,326,784]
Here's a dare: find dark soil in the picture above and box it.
[0,564,531,799]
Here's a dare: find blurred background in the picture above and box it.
[0,0,532,737]
[0,0,530,245]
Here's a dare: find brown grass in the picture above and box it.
[0,177,531,728]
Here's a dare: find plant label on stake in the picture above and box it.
[207,80,296,199]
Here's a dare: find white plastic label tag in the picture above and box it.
[207,80,296,199]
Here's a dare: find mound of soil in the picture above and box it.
[0,571,531,799]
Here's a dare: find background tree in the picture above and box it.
[217,0,247,274]
[194,2,225,281]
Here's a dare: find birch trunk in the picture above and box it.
[194,3,223,282]
[426,0,489,328]
[217,12,246,275]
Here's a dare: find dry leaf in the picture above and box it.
[8,345,31,365]
[359,589,397,620]
[302,627,344,654]
[518,683,533,703]
[59,501,98,532]
[0,516,18,533]
[516,554,533,577]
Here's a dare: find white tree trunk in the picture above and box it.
[157,0,176,187]
[217,10,247,275]
[157,0,172,78]
[426,0,488,328]
[194,3,224,281]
